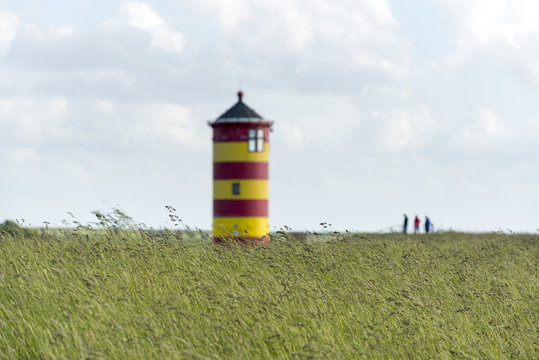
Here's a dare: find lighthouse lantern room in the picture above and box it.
[209,91,273,243]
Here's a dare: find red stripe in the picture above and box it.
[213,199,268,217]
[213,126,270,142]
[213,162,268,180]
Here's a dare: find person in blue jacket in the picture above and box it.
[425,216,431,233]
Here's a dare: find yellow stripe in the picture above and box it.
[214,142,269,162]
[213,180,268,200]
[213,217,269,238]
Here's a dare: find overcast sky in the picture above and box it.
[1,0,538,233]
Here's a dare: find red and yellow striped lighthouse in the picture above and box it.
[209,91,273,243]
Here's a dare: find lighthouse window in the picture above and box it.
[248,128,265,152]
[257,129,264,151]
[232,182,241,195]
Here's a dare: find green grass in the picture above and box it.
[0,228,537,359]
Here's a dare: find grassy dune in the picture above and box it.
[0,228,537,359]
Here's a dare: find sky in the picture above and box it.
[0,0,538,233]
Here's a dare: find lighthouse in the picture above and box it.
[209,91,273,243]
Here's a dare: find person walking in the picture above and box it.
[414,215,420,234]
[425,216,431,233]
[403,214,408,234]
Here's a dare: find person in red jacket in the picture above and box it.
[414,215,420,234]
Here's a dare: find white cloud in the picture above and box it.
[371,104,435,153]
[530,118,539,134]
[279,123,304,150]
[2,3,185,97]
[56,161,89,182]
[188,0,248,30]
[442,0,539,48]
[0,11,20,55]
[134,103,203,149]
[96,99,115,115]
[75,70,136,89]
[0,97,69,144]
[451,107,511,147]
[187,0,408,78]
[266,93,361,150]
[441,0,539,85]
[9,147,39,163]
[21,24,76,40]
[94,101,206,152]
[119,1,184,54]
[0,96,204,158]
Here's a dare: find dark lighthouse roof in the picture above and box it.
[213,91,266,124]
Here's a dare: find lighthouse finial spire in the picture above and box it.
[237,90,244,101]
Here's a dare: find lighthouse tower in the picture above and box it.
[209,91,273,243]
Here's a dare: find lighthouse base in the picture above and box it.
[213,236,270,245]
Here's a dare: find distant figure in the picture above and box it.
[403,214,408,234]
[414,215,420,234]
[425,216,431,233]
